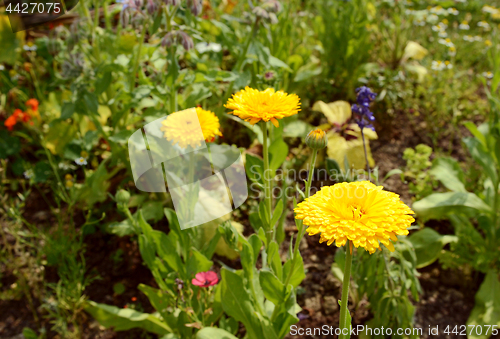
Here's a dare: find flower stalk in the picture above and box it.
[262,121,273,244]
[339,241,353,338]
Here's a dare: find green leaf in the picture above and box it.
[60,102,75,120]
[33,161,52,183]
[412,192,492,221]
[258,199,270,229]
[466,270,500,339]
[221,269,270,339]
[95,71,112,95]
[326,158,342,176]
[282,254,305,288]
[0,15,24,65]
[463,137,498,187]
[282,120,311,138]
[76,160,111,206]
[84,300,172,335]
[140,201,164,222]
[0,131,21,159]
[109,130,133,144]
[463,121,487,147]
[138,284,172,323]
[186,247,213,276]
[113,282,126,295]
[270,200,283,229]
[245,153,264,186]
[84,92,99,114]
[155,231,185,276]
[267,241,282,281]
[203,70,238,82]
[430,157,466,192]
[259,270,286,305]
[269,139,288,172]
[196,327,239,339]
[248,234,262,265]
[22,328,38,339]
[407,228,458,268]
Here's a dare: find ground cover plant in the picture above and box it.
[1,0,500,338]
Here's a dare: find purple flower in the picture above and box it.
[352,86,377,130]
[297,312,309,321]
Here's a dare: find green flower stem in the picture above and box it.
[339,241,353,338]
[304,149,317,200]
[291,148,317,256]
[361,130,370,181]
[262,121,273,245]
[279,148,319,317]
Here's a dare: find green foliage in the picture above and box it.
[333,240,421,339]
[402,144,436,200]
[412,58,500,337]
[314,0,373,96]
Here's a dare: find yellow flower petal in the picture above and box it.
[225,87,301,125]
[294,181,414,254]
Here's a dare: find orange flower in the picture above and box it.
[26,99,39,111]
[4,108,33,131]
[4,115,17,131]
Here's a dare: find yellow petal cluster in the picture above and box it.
[294,181,414,254]
[161,107,222,149]
[224,87,300,127]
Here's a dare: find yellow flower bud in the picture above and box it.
[305,129,328,150]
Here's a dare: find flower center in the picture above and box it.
[350,204,365,219]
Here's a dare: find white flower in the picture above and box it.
[414,19,426,26]
[431,60,445,71]
[459,21,470,30]
[482,5,499,15]
[23,45,37,51]
[463,35,473,42]
[23,169,34,179]
[448,8,459,15]
[478,21,491,30]
[473,36,483,41]
[482,71,494,79]
[455,0,466,3]
[439,31,448,38]
[427,14,439,23]
[448,47,456,56]
[431,60,452,71]
[75,157,88,166]
[438,38,454,47]
[0,65,4,71]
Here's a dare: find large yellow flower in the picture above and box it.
[294,181,414,254]
[224,87,301,127]
[161,107,222,149]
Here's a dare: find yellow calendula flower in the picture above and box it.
[161,107,222,149]
[294,181,415,254]
[224,87,300,127]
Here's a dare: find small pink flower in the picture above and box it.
[191,271,218,287]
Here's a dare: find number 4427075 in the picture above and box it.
[444,325,498,336]
[6,2,61,14]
